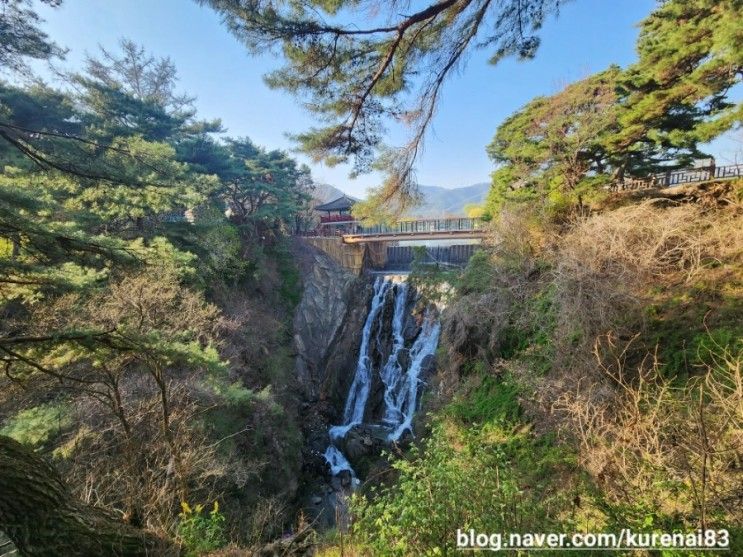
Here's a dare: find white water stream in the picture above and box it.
[324,277,441,478]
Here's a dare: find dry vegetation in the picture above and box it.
[0,257,304,547]
[441,185,743,532]
[557,335,743,528]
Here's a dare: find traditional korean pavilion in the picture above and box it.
[314,195,358,234]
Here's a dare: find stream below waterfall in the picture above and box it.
[324,277,441,480]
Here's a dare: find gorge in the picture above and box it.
[292,249,441,524]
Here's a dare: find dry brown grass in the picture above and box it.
[553,201,742,348]
[555,333,743,527]
[441,197,743,529]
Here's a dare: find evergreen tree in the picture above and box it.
[70,39,222,142]
[609,0,743,174]
[0,0,64,75]
[485,67,621,215]
[219,138,312,229]
[201,0,564,208]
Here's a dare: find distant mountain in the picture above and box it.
[312,183,357,204]
[312,181,490,217]
[408,182,490,217]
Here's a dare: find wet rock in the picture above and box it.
[397,347,411,371]
[343,433,367,460]
[419,353,437,379]
[395,429,416,447]
[338,425,390,477]
[402,313,421,341]
[330,475,344,492]
[338,470,352,488]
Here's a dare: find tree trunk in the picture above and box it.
[0,435,179,556]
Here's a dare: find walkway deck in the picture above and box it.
[342,218,486,243]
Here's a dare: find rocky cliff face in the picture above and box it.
[292,243,441,530]
[292,248,372,450]
[291,246,375,528]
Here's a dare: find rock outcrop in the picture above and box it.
[293,247,373,462]
[292,245,375,529]
[293,250,372,404]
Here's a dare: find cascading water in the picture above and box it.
[379,281,409,428]
[324,277,441,479]
[386,308,441,441]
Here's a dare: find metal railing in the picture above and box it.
[350,217,485,237]
[620,163,743,190]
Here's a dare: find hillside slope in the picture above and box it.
[319,181,743,556]
[408,183,490,217]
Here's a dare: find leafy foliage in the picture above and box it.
[351,375,584,556]
[0,0,64,75]
[408,246,458,305]
[177,501,227,556]
[611,0,743,159]
[0,26,311,544]
[485,0,742,216]
[486,67,620,215]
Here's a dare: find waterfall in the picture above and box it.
[324,277,440,479]
[328,277,392,441]
[386,308,440,441]
[323,445,355,476]
[380,281,409,427]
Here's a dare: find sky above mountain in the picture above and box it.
[313,182,489,218]
[33,0,741,198]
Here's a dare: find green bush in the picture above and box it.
[496,284,556,370]
[351,376,584,556]
[269,240,302,308]
[447,375,521,425]
[458,250,494,295]
[177,501,227,556]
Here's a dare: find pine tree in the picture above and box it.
[201,0,564,207]
[609,0,743,173]
[485,67,621,214]
[0,0,64,75]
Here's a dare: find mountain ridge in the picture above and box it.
[313,181,490,217]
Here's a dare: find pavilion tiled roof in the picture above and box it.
[314,195,356,212]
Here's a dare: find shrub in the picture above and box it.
[447,374,521,425]
[552,202,733,349]
[351,377,585,556]
[556,335,743,537]
[458,250,495,295]
[177,501,227,556]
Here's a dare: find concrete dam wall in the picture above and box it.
[301,237,479,273]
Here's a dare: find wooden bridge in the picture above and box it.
[341,217,486,243]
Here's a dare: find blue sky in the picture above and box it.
[33,0,741,198]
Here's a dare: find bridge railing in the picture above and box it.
[619,163,743,190]
[351,217,485,236]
